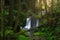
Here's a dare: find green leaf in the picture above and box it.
[17,35,29,40]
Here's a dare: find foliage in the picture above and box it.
[0,0,60,40]
[16,35,29,40]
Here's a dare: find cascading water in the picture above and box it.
[36,19,39,27]
[23,17,39,37]
[24,17,39,30]
[24,17,31,30]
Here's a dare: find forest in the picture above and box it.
[0,0,60,40]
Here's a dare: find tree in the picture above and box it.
[9,0,14,27]
[14,0,21,32]
[0,0,5,40]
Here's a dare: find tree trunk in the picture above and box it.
[9,0,14,27]
[0,0,5,40]
[43,0,49,27]
[14,0,21,32]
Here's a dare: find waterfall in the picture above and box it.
[24,17,39,30]
[24,17,31,30]
[36,19,39,27]
[22,17,39,37]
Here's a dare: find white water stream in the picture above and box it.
[24,17,39,30]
